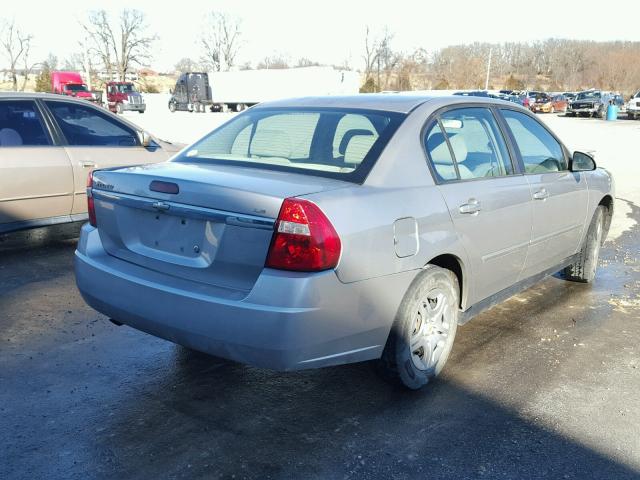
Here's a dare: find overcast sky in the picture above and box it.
[3,0,638,72]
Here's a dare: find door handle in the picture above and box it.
[81,161,96,168]
[459,199,481,214]
[533,188,549,200]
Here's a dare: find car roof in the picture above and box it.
[0,91,90,102]
[253,93,516,114]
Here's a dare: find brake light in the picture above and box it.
[87,171,97,227]
[266,198,341,272]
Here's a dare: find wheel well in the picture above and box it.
[428,254,464,308]
[598,195,614,240]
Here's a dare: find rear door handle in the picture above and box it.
[81,161,97,168]
[459,199,481,214]
[533,188,549,200]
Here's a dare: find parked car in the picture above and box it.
[531,93,568,113]
[105,81,146,114]
[563,92,577,102]
[75,95,614,390]
[521,91,543,109]
[453,90,490,97]
[567,90,612,118]
[626,91,640,119]
[0,93,180,234]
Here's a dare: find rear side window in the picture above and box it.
[177,108,404,183]
[424,107,513,182]
[45,101,139,147]
[0,100,50,147]
[501,109,566,173]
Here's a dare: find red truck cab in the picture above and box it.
[51,71,94,100]
[106,81,146,114]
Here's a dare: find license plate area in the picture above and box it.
[126,209,225,268]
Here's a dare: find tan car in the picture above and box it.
[0,93,180,234]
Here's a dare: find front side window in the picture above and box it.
[176,108,404,182]
[424,107,513,182]
[0,100,50,147]
[45,101,139,147]
[501,109,566,173]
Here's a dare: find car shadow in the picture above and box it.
[82,344,639,480]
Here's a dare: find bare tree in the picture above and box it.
[0,20,34,91]
[256,54,290,70]
[82,11,114,77]
[201,12,242,71]
[174,57,200,73]
[361,26,394,91]
[81,9,156,81]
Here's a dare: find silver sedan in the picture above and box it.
[75,95,614,390]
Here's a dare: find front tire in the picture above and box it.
[116,103,123,114]
[377,266,459,390]
[564,206,605,283]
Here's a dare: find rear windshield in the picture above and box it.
[173,107,405,183]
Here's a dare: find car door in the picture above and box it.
[424,106,532,304]
[499,108,588,278]
[43,99,167,216]
[0,99,73,231]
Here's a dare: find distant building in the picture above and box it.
[96,71,139,82]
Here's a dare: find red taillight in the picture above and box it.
[87,171,97,227]
[265,198,341,272]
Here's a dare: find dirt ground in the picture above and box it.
[1,107,639,480]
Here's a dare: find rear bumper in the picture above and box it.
[75,225,414,370]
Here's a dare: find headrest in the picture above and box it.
[344,134,376,165]
[250,129,292,158]
[0,128,23,146]
[448,133,467,163]
[339,129,374,155]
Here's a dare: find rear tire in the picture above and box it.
[564,206,605,283]
[377,266,459,390]
[169,102,176,113]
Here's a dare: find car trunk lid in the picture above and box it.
[91,162,348,294]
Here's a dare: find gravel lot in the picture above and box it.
[1,104,639,480]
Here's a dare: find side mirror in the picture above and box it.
[138,130,152,148]
[169,88,173,95]
[570,151,596,172]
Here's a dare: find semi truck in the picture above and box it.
[168,72,213,112]
[51,71,95,100]
[168,67,360,113]
[105,81,146,114]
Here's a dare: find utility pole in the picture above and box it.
[484,47,492,91]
